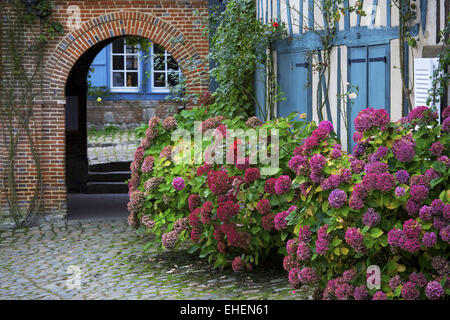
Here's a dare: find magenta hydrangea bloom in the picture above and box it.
[264,178,277,194]
[310,154,327,170]
[350,159,366,174]
[345,227,365,253]
[342,269,357,282]
[256,198,271,215]
[288,155,308,172]
[283,255,300,271]
[425,281,444,300]
[394,144,415,162]
[172,177,185,190]
[401,281,420,300]
[443,117,450,132]
[275,175,291,195]
[388,228,404,248]
[401,237,422,253]
[408,106,438,124]
[298,225,312,243]
[274,211,290,231]
[419,205,433,221]
[141,155,154,173]
[370,146,389,161]
[328,189,347,208]
[353,285,369,300]
[431,199,445,215]
[349,195,365,210]
[232,256,244,272]
[410,185,429,203]
[389,275,404,291]
[297,241,311,261]
[244,167,260,183]
[362,208,381,227]
[188,194,201,212]
[422,232,437,248]
[406,198,421,216]
[395,186,406,197]
[395,170,410,184]
[377,172,395,192]
[409,272,427,287]
[440,225,450,243]
[362,173,378,191]
[161,230,179,249]
[318,120,334,133]
[403,219,422,238]
[334,283,353,300]
[286,239,299,256]
[364,161,389,174]
[430,141,445,157]
[288,268,301,287]
[298,267,318,284]
[372,291,387,300]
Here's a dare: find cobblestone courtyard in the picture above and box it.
[0,219,313,300]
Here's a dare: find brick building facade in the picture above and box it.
[0,0,210,220]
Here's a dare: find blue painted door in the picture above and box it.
[88,47,108,87]
[348,44,389,150]
[277,52,310,120]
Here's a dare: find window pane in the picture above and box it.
[126,72,138,87]
[167,56,179,71]
[126,45,138,54]
[113,72,124,87]
[153,72,166,87]
[113,56,124,70]
[126,56,138,70]
[153,54,165,71]
[168,72,180,86]
[112,39,124,53]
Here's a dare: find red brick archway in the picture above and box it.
[43,10,207,102]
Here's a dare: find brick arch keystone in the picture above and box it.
[43,11,206,102]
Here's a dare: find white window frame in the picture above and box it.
[110,39,141,93]
[150,43,182,93]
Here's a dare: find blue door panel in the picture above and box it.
[348,44,389,150]
[277,52,309,119]
[348,46,368,149]
[368,45,388,109]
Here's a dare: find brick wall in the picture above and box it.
[87,99,183,130]
[0,0,209,218]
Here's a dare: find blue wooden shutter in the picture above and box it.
[348,46,368,149]
[368,44,389,111]
[277,52,311,120]
[88,46,108,87]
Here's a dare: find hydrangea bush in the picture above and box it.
[283,106,449,300]
[127,107,312,269]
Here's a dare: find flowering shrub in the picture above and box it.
[283,106,449,300]
[128,108,312,269]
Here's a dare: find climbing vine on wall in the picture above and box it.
[0,0,63,227]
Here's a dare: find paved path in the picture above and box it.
[0,219,314,300]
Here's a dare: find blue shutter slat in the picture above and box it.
[368,44,388,110]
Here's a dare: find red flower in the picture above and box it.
[273,21,279,28]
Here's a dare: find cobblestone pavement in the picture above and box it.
[0,219,314,300]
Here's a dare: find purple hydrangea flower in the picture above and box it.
[172,177,185,191]
[353,285,369,300]
[389,275,404,291]
[430,141,445,157]
[345,227,365,253]
[328,189,347,208]
[377,172,395,192]
[388,228,404,248]
[440,225,450,243]
[372,291,387,300]
[394,144,415,162]
[425,281,444,300]
[298,225,312,243]
[297,241,311,261]
[419,205,433,221]
[395,186,406,197]
[422,232,437,247]
[362,208,381,227]
[396,170,410,184]
[409,272,427,287]
[409,185,429,203]
[401,281,420,300]
[310,154,327,170]
[275,175,291,195]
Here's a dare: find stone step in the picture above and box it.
[89,161,131,173]
[88,171,131,183]
[86,182,128,194]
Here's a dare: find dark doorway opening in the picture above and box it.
[65,37,130,220]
